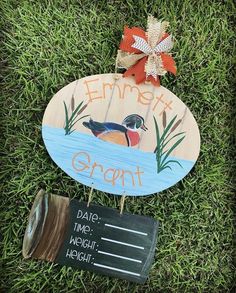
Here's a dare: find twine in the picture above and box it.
[120,193,126,214]
[87,183,94,207]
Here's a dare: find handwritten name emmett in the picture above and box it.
[84,78,173,114]
[72,151,143,187]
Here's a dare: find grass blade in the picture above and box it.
[161,135,185,166]
[69,115,90,129]
[153,116,162,172]
[160,132,185,152]
[68,101,83,125]
[161,159,183,169]
[159,165,172,172]
[160,115,177,142]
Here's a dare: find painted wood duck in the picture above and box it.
[83,114,148,147]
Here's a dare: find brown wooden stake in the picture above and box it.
[87,184,94,207]
[120,193,126,214]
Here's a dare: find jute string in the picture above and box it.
[87,183,94,207]
[120,193,126,214]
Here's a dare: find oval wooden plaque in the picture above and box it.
[42,73,200,196]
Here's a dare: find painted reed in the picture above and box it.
[63,95,89,135]
[154,111,185,173]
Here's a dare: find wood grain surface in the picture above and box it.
[43,74,200,160]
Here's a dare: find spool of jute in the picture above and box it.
[23,190,69,262]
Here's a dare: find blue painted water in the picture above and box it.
[42,126,195,196]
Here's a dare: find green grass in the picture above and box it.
[0,0,235,292]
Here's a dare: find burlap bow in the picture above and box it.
[117,16,176,86]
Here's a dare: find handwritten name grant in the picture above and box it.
[72,151,143,187]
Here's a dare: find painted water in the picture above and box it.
[42,126,195,196]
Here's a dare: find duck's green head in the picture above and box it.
[122,114,148,131]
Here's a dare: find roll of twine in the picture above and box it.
[23,190,69,262]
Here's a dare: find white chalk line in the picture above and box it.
[93,263,140,276]
[97,250,142,263]
[104,223,147,236]
[101,237,144,250]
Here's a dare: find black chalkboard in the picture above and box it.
[56,201,159,283]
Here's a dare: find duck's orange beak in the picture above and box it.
[141,124,148,131]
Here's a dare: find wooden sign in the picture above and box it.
[23,190,159,283]
[42,73,200,196]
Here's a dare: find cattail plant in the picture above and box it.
[63,95,89,135]
[154,111,185,173]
